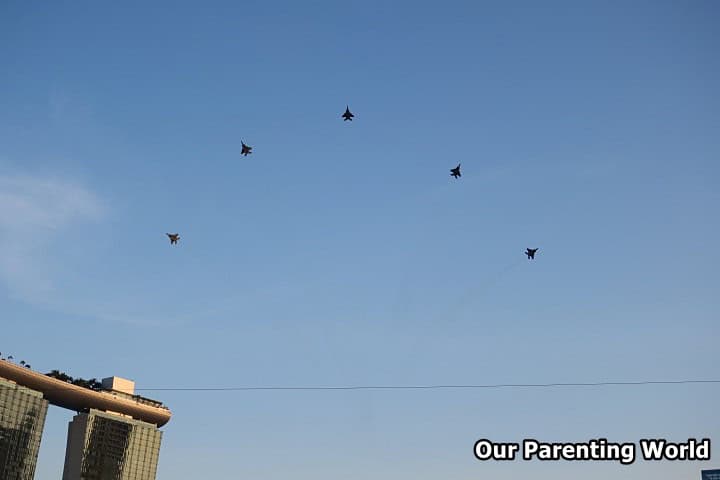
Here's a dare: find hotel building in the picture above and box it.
[0,358,171,480]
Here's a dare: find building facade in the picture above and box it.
[0,377,49,480]
[1,359,171,480]
[62,409,163,480]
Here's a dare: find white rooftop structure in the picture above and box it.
[101,376,135,395]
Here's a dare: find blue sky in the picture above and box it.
[1,1,718,478]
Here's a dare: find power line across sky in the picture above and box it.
[127,379,720,392]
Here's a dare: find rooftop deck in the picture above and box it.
[0,359,171,427]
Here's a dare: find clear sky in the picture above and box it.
[1,1,718,479]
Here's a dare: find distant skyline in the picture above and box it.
[1,1,718,479]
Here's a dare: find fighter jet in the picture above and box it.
[167,233,180,245]
[241,141,253,156]
[525,248,538,260]
[342,106,354,121]
[450,164,461,179]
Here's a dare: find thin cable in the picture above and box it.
[132,379,720,392]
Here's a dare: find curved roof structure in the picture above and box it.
[0,360,171,427]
